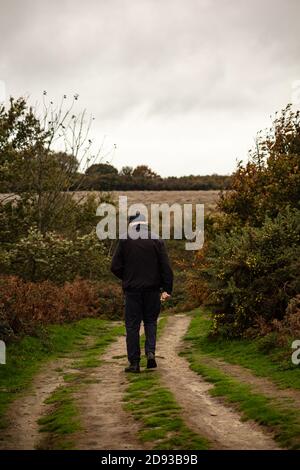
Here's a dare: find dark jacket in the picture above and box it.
[111,227,173,294]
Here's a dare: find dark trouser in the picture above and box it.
[124,290,161,364]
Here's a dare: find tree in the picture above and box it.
[85,163,118,176]
[0,95,109,235]
[132,165,160,179]
[197,105,300,337]
[119,166,133,176]
[219,104,300,226]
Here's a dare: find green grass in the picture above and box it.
[72,324,124,369]
[184,309,300,390]
[123,315,210,450]
[124,370,209,450]
[183,310,300,449]
[0,318,122,429]
[37,386,81,450]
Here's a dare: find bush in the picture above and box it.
[0,276,123,342]
[1,228,110,283]
[251,295,300,347]
[196,105,300,338]
[203,208,300,337]
[219,105,300,226]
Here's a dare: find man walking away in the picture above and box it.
[111,212,173,373]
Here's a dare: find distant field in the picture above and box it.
[78,190,221,213]
[0,190,221,213]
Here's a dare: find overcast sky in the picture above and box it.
[1,0,299,176]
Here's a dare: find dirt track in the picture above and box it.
[0,314,281,450]
[157,315,279,450]
[73,334,147,450]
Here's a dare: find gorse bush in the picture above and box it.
[203,208,300,337]
[0,276,123,342]
[198,105,300,337]
[219,104,300,225]
[253,295,300,346]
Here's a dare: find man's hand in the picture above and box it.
[160,291,171,302]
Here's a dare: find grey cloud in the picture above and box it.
[0,0,299,174]
[2,2,299,93]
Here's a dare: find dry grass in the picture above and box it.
[77,190,221,213]
[0,190,221,213]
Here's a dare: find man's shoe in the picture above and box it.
[124,362,140,373]
[147,352,157,369]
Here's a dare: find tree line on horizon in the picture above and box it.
[72,163,232,191]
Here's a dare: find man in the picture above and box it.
[111,212,173,373]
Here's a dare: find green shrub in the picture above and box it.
[219,105,300,226]
[195,106,300,338]
[203,208,300,336]
[1,228,110,283]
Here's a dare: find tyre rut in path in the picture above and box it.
[157,314,280,450]
[203,356,300,410]
[0,335,146,451]
[73,333,147,450]
[0,360,69,450]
